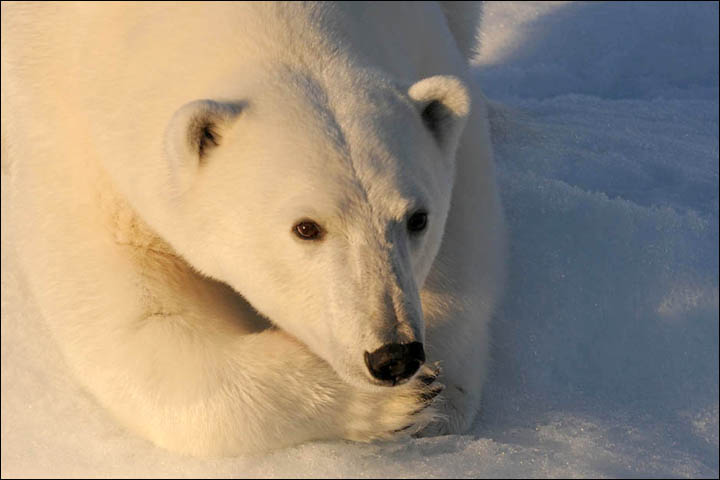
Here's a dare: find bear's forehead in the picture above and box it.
[242,73,426,165]
[217,66,440,221]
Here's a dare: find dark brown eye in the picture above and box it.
[407,211,428,233]
[294,220,323,240]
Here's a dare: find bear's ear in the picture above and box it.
[164,99,244,193]
[408,75,471,155]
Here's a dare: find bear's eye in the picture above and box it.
[407,210,428,233]
[294,220,323,240]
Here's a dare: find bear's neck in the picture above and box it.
[95,167,178,260]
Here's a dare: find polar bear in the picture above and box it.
[1,1,504,456]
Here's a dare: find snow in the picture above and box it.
[1,1,718,477]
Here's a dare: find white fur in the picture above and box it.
[2,1,505,456]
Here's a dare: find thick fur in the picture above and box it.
[439,1,484,60]
[2,1,505,456]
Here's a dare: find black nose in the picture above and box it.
[364,342,425,385]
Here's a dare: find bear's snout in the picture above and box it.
[364,342,425,386]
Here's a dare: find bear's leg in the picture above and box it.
[41,244,445,457]
[421,290,493,435]
[83,321,445,456]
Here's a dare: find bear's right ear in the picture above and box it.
[164,99,244,194]
[408,75,470,156]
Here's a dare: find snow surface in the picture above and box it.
[1,1,718,477]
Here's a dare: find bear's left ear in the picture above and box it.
[408,75,471,155]
[164,99,244,194]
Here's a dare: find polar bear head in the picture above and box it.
[156,70,470,388]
